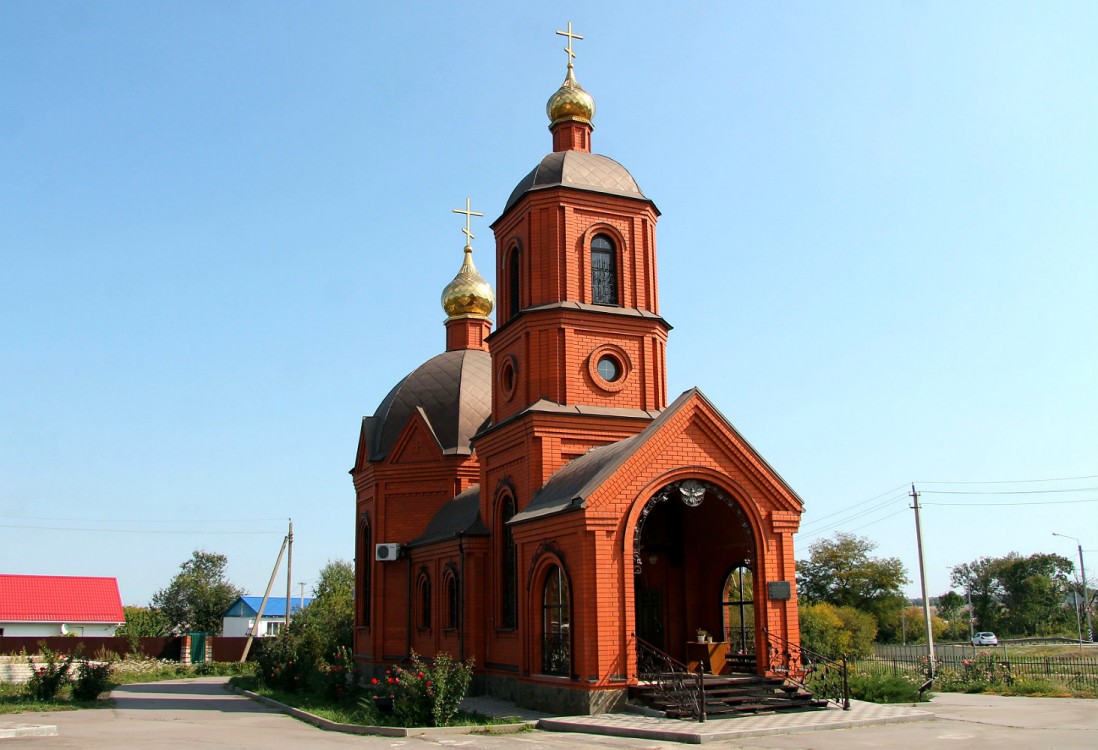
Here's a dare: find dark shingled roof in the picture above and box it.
[510,388,804,524]
[500,151,651,216]
[365,349,491,461]
[408,485,487,546]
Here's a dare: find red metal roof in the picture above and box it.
[0,575,125,623]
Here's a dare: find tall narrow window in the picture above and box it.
[591,234,617,305]
[508,247,521,319]
[722,564,755,655]
[501,497,518,629]
[360,518,371,626]
[446,572,459,630]
[541,565,571,676]
[417,570,432,630]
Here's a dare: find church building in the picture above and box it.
[351,26,805,715]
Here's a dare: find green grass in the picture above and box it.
[0,682,113,715]
[229,675,516,728]
[0,659,257,715]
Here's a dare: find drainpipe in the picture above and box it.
[458,533,465,663]
[405,554,412,656]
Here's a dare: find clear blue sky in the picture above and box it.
[2,2,1095,608]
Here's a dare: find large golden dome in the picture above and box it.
[546,66,595,125]
[441,247,494,319]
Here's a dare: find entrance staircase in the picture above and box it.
[630,673,829,718]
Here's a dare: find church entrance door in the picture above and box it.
[632,479,757,670]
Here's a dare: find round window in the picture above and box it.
[597,355,621,383]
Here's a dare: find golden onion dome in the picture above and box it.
[441,247,495,319]
[546,66,595,125]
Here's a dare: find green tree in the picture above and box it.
[151,550,242,634]
[951,552,1075,637]
[290,559,354,661]
[115,606,170,637]
[951,556,1005,633]
[796,532,909,635]
[799,602,876,658]
[935,591,964,623]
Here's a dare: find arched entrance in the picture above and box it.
[633,479,757,669]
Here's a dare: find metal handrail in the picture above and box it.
[633,634,707,722]
[763,627,850,710]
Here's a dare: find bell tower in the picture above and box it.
[477,24,671,499]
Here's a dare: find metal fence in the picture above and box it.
[853,651,1098,691]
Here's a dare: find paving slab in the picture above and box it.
[0,721,58,740]
[537,700,933,744]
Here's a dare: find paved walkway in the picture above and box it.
[2,679,1095,749]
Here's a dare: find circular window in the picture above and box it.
[597,356,620,382]
[587,344,632,393]
[498,356,517,400]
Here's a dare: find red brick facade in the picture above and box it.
[351,58,803,715]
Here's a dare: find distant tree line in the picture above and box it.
[796,532,1089,657]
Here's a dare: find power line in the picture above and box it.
[0,515,288,524]
[921,498,1098,507]
[799,483,909,529]
[915,474,1098,484]
[1,524,283,535]
[920,487,1097,495]
[798,506,909,541]
[800,491,908,536]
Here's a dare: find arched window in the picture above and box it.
[417,569,431,630]
[507,247,521,319]
[541,565,570,676]
[445,569,459,630]
[500,496,518,629]
[360,517,371,626]
[591,234,617,305]
[722,563,754,655]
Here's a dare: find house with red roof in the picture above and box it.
[0,575,125,637]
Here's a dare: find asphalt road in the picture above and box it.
[4,678,1096,749]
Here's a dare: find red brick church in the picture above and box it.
[351,27,805,714]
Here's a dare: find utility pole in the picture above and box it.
[285,519,294,628]
[911,483,936,677]
[1053,533,1092,642]
[299,581,306,614]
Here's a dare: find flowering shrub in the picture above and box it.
[936,651,1015,692]
[72,660,114,701]
[321,646,359,703]
[25,645,75,701]
[256,622,325,692]
[389,651,474,727]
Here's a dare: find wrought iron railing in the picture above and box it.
[634,634,707,722]
[763,627,850,709]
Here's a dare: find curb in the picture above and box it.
[226,684,535,737]
[0,722,59,740]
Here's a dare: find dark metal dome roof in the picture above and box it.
[368,348,491,461]
[502,151,648,214]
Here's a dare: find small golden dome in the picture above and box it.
[547,66,595,125]
[441,247,495,319]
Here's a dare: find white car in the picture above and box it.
[972,631,999,646]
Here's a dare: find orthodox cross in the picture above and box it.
[452,197,483,249]
[556,21,584,68]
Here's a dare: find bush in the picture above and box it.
[848,672,931,703]
[389,651,474,727]
[256,622,325,692]
[25,645,74,701]
[850,673,929,703]
[72,661,114,701]
[321,646,359,704]
[800,603,877,659]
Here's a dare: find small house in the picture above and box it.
[0,574,124,637]
[221,596,312,637]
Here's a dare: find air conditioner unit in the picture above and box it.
[375,543,402,561]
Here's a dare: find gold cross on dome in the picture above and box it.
[452,197,484,248]
[556,21,584,68]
